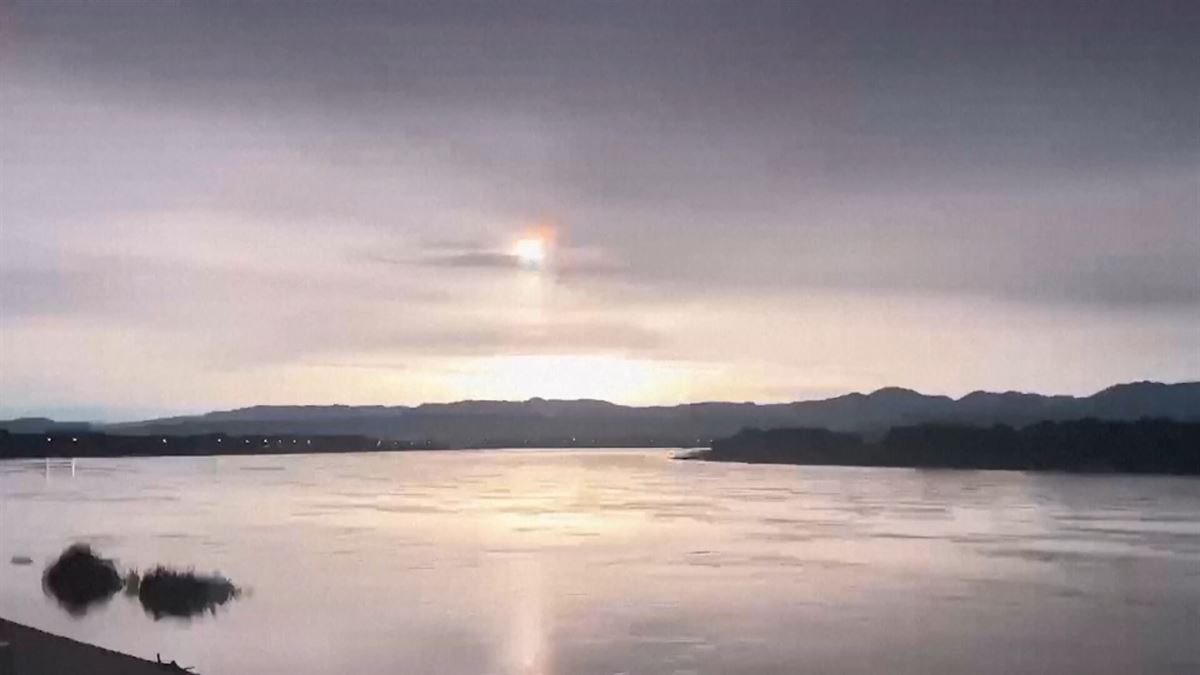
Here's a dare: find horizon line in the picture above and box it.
[7,379,1196,426]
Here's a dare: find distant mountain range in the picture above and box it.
[4,381,1198,449]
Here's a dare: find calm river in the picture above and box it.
[2,449,1198,674]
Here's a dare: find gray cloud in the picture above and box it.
[418,252,524,270]
[7,1,1195,173]
[364,240,629,280]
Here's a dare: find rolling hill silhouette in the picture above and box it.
[6,380,1192,449]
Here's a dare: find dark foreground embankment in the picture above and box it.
[0,618,185,674]
[688,418,1200,474]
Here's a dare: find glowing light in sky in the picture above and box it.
[513,236,548,269]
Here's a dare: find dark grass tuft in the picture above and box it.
[42,544,123,616]
[138,566,240,619]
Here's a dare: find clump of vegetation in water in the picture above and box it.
[138,566,240,620]
[40,543,244,621]
[42,544,123,616]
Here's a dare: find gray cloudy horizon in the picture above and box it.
[1,1,1197,421]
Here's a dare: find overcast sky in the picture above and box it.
[2,1,1197,420]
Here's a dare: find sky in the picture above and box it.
[1,1,1198,420]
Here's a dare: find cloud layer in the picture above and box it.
[2,1,1197,419]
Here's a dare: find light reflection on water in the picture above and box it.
[2,450,1199,674]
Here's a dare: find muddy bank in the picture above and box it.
[0,617,186,675]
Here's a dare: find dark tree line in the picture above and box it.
[694,419,1200,474]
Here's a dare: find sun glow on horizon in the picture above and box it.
[441,354,695,404]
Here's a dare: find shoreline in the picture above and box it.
[0,617,184,675]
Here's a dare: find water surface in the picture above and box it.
[2,450,1199,674]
